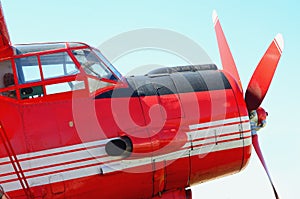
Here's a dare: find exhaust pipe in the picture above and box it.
[105,137,132,157]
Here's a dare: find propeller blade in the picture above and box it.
[212,10,242,91]
[245,34,284,111]
[252,134,279,199]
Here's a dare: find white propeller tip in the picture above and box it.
[212,10,219,25]
[275,33,284,53]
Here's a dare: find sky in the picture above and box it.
[1,0,299,198]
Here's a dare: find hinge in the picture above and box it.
[238,123,243,139]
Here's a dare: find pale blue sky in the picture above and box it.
[2,0,299,198]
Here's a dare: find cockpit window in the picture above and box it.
[14,43,66,55]
[72,49,117,81]
[12,45,120,98]
[92,49,122,80]
[40,52,79,79]
[16,52,79,84]
[16,56,41,84]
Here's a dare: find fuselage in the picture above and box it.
[0,42,252,198]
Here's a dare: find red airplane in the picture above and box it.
[0,2,283,199]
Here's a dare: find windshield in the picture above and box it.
[92,49,122,80]
[72,49,117,81]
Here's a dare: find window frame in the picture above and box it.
[1,43,123,101]
[0,59,19,100]
[13,48,86,100]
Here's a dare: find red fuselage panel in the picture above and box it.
[0,68,251,198]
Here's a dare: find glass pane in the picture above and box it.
[68,43,87,48]
[72,49,115,80]
[45,81,85,95]
[20,86,44,99]
[1,89,16,99]
[0,60,14,88]
[15,56,41,84]
[40,52,79,79]
[93,49,122,79]
[88,78,113,93]
[14,43,66,55]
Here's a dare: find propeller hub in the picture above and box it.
[250,107,268,135]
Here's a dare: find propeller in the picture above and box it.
[213,10,283,199]
[245,33,284,111]
[253,134,279,199]
[212,10,242,91]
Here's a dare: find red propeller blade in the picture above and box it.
[252,134,279,199]
[245,34,284,111]
[212,10,242,91]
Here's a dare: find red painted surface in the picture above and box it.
[245,36,283,111]
[0,69,252,198]
[0,4,13,59]
[213,13,242,91]
[0,5,256,199]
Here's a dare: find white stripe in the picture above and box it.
[0,162,15,174]
[244,137,252,146]
[187,122,250,141]
[2,137,246,192]
[189,116,249,130]
[274,33,284,53]
[191,139,244,155]
[1,139,113,192]
[0,157,10,163]
[212,10,219,26]
[20,146,107,170]
[26,164,102,192]
[23,155,121,178]
[17,139,111,160]
[0,173,17,183]
[1,145,121,185]
[1,181,21,193]
[1,117,251,192]
[189,132,249,148]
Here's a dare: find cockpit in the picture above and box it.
[0,42,122,100]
